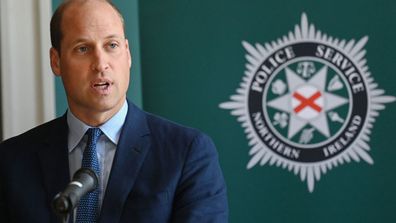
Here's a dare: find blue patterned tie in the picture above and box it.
[76,128,102,223]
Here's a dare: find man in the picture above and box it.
[0,0,228,222]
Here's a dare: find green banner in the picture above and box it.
[139,1,396,222]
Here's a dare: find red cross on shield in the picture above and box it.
[291,85,324,120]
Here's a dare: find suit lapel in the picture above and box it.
[36,115,70,220]
[99,103,151,223]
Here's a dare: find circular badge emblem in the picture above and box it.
[248,42,368,163]
[220,13,395,192]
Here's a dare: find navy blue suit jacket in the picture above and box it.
[0,102,228,222]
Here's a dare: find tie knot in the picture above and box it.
[87,128,102,143]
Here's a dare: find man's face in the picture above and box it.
[50,0,131,125]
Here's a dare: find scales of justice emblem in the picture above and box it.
[220,13,395,192]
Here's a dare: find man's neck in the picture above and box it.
[68,99,127,127]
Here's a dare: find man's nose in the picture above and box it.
[91,48,109,72]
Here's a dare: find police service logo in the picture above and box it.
[219,13,395,192]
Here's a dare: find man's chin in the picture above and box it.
[92,98,125,113]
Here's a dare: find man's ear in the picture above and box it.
[50,47,61,76]
[125,39,132,68]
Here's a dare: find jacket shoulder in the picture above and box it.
[145,112,203,141]
[0,116,67,149]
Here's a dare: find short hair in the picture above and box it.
[50,0,125,53]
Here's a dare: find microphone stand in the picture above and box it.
[51,168,98,223]
[57,213,70,223]
[52,193,72,223]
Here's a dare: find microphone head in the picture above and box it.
[51,168,99,216]
[73,168,99,190]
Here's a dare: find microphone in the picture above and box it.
[52,168,99,215]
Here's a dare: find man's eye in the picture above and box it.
[77,46,88,53]
[109,43,118,49]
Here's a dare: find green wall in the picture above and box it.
[139,0,396,222]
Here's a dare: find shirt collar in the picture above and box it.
[67,101,128,153]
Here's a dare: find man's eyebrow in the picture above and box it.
[71,38,90,45]
[104,34,125,40]
[70,35,125,45]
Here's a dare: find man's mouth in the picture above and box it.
[91,79,113,94]
[93,82,110,89]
